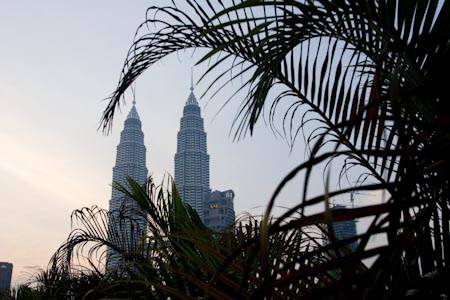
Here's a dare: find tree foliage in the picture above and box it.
[24,0,450,299]
[28,178,327,299]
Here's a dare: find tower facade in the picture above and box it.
[204,190,235,231]
[0,262,13,291]
[107,103,148,270]
[331,204,358,252]
[174,86,210,219]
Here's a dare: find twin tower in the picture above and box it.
[107,81,235,269]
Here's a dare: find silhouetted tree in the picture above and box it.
[33,1,450,299]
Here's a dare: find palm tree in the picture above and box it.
[34,178,326,299]
[97,1,449,298]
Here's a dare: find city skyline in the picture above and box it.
[106,81,236,267]
[0,1,445,297]
[0,1,372,286]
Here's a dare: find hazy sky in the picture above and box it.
[0,1,381,284]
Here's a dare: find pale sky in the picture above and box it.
[0,1,382,285]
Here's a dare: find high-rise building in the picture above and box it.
[174,83,210,219]
[0,262,13,291]
[107,102,148,270]
[204,190,235,231]
[331,204,358,252]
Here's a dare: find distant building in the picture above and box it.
[0,262,13,291]
[174,82,210,220]
[331,204,358,252]
[204,190,235,231]
[107,102,149,270]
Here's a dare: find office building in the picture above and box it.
[0,262,12,291]
[107,102,148,270]
[331,204,358,252]
[174,82,210,219]
[204,190,235,231]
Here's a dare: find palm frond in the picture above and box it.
[85,0,450,298]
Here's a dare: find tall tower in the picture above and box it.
[174,81,210,219]
[107,102,148,270]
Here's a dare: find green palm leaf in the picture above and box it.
[91,0,449,297]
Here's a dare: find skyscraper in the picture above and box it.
[331,204,358,252]
[0,262,12,291]
[174,83,210,219]
[204,190,236,231]
[107,102,148,270]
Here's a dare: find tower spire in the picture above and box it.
[190,66,194,91]
[131,83,137,105]
[127,100,140,120]
[186,67,198,105]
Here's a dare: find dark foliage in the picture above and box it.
[23,1,450,299]
[99,1,450,298]
[27,178,327,299]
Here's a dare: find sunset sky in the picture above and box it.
[0,1,381,285]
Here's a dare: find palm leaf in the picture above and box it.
[91,0,449,297]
